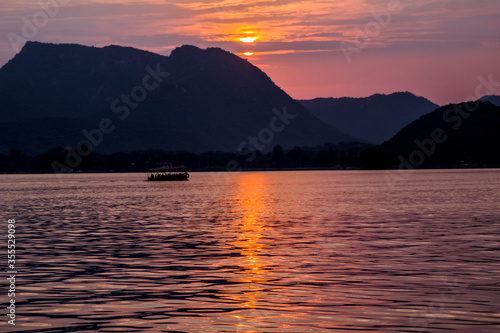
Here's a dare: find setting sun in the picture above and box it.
[238,37,259,43]
[243,52,254,56]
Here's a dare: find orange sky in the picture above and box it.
[1,0,499,104]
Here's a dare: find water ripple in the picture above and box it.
[1,170,499,332]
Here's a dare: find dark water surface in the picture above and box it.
[1,170,499,332]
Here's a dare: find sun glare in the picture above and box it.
[238,37,259,43]
[243,52,254,56]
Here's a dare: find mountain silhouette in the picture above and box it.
[365,101,500,168]
[299,92,438,144]
[0,41,353,155]
[479,95,500,106]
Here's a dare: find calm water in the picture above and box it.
[1,170,499,332]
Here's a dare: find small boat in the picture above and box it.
[146,165,189,181]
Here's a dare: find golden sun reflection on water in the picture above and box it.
[232,173,269,310]
[223,173,295,329]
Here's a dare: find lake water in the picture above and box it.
[1,169,499,332]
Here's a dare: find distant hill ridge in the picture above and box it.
[479,95,500,106]
[299,92,439,144]
[0,41,353,155]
